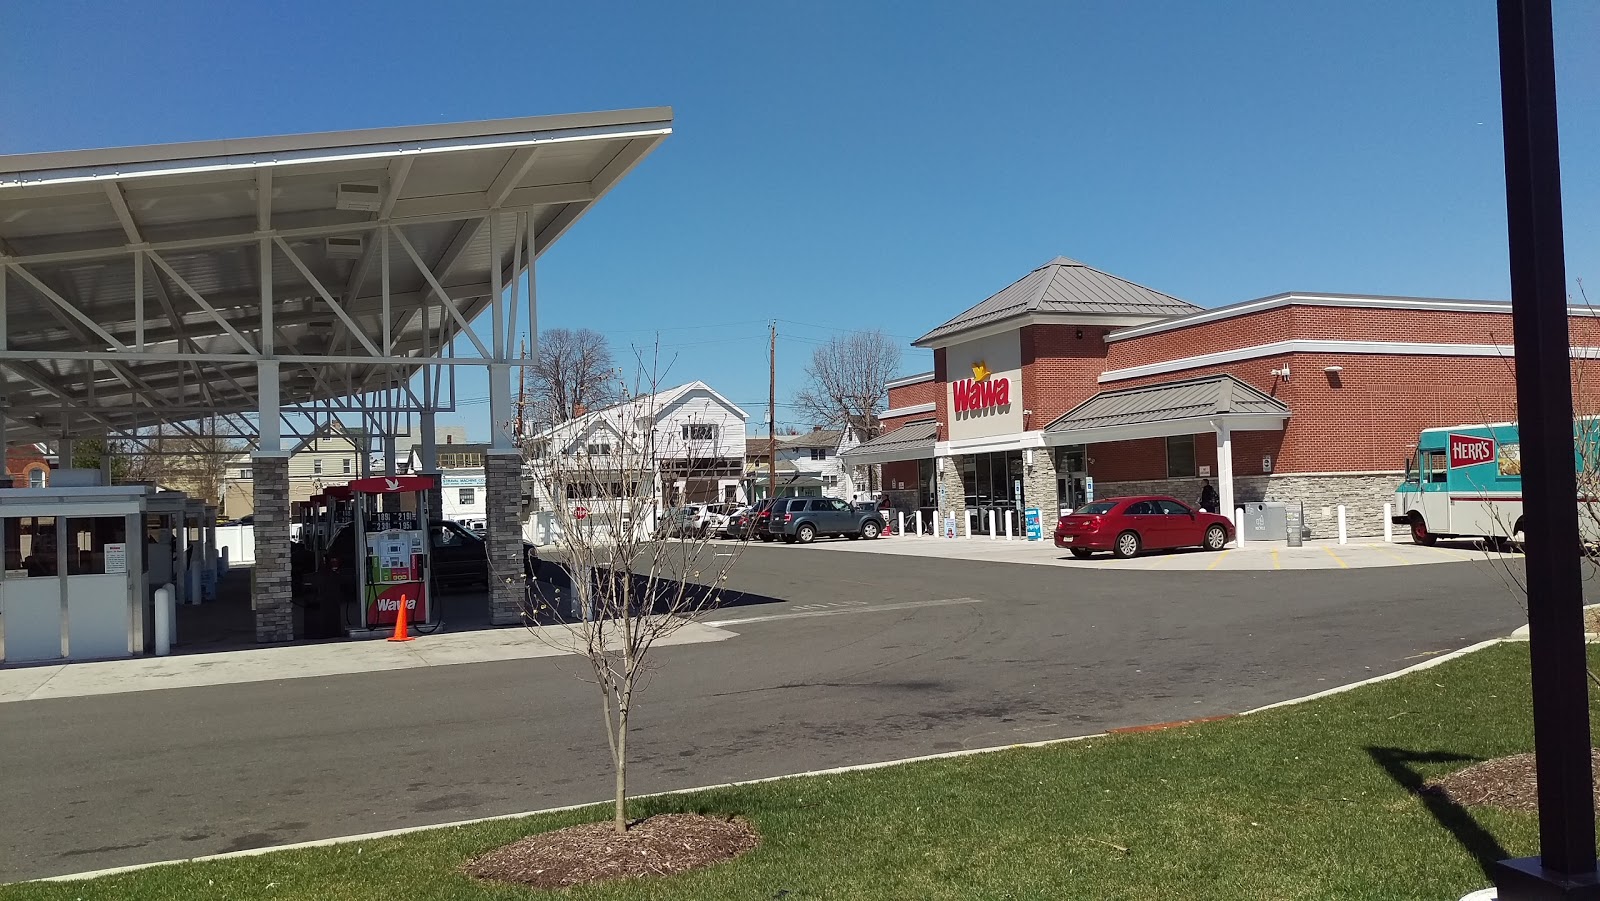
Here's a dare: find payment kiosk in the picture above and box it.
[348,476,435,636]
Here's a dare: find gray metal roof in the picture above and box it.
[914,257,1200,347]
[781,428,844,449]
[1044,375,1288,434]
[840,419,937,461]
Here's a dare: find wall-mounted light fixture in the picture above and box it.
[1270,367,1291,383]
[1323,366,1343,373]
[1075,328,1084,339]
[1323,365,1344,388]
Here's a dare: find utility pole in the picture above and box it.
[514,338,528,444]
[768,322,776,502]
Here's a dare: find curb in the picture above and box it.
[30,636,1518,885]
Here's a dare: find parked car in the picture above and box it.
[755,497,800,541]
[771,496,886,544]
[719,506,751,539]
[1053,496,1233,559]
[703,502,739,536]
[734,499,777,541]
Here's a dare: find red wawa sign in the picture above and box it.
[952,375,1011,413]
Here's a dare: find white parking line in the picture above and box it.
[705,597,984,627]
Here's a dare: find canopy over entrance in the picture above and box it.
[1041,374,1288,446]
[839,419,938,465]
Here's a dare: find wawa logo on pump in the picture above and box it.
[952,360,1011,414]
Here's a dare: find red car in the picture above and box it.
[1053,495,1234,559]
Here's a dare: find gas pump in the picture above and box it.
[348,476,436,634]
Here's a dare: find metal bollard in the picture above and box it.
[897,511,905,537]
[1004,510,1014,540]
[1235,507,1246,547]
[154,584,174,656]
[964,509,974,538]
[1337,505,1348,545]
[914,510,923,536]
[988,509,996,539]
[1383,503,1394,543]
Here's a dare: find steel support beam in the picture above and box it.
[1492,0,1600,896]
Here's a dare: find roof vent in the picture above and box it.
[335,182,383,212]
[324,235,364,259]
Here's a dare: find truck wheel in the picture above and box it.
[860,521,881,540]
[797,523,816,544]
[1409,514,1437,546]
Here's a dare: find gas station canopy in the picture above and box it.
[0,107,673,444]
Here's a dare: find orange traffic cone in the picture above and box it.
[387,594,414,642]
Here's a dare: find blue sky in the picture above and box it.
[3,1,1598,438]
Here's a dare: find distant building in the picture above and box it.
[6,445,50,488]
[220,421,367,519]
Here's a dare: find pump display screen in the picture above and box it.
[366,511,419,532]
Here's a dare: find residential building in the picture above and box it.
[748,427,863,500]
[220,421,367,519]
[526,381,749,519]
[5,445,50,488]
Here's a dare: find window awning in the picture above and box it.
[840,419,937,465]
[1042,375,1289,446]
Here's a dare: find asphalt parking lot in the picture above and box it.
[0,544,1544,882]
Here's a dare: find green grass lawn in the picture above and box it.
[7,642,1597,901]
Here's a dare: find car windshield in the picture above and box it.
[1074,501,1118,515]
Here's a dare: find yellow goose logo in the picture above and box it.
[971,360,990,382]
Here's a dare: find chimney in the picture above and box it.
[812,425,822,432]
[573,404,588,418]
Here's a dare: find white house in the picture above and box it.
[525,381,748,540]
[748,427,865,500]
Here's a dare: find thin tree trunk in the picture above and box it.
[614,690,630,834]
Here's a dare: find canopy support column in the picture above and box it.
[1215,423,1235,523]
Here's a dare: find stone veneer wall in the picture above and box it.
[937,455,967,530]
[1024,448,1060,518]
[486,453,526,625]
[1090,472,1404,538]
[251,455,293,642]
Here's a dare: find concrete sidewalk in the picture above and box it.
[777,534,1485,570]
[0,620,735,704]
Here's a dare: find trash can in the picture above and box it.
[1240,502,1289,542]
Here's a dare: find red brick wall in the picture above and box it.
[887,378,938,411]
[1106,305,1600,371]
[1086,434,1226,482]
[5,446,48,488]
[1020,324,1112,429]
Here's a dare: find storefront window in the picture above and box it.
[65,517,128,575]
[1166,435,1197,478]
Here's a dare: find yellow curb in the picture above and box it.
[1206,549,1232,570]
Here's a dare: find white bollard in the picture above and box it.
[964,509,974,538]
[988,509,997,539]
[1004,510,1014,540]
[1235,507,1246,547]
[154,584,174,656]
[1337,505,1348,545]
[1383,503,1394,543]
[897,511,905,537]
[914,510,923,536]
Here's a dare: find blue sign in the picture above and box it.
[1025,506,1042,541]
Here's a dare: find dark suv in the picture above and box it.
[772,497,886,544]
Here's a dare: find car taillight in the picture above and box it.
[1085,516,1102,531]
[783,513,793,522]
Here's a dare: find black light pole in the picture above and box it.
[1493,1,1600,898]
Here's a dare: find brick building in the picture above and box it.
[845,256,1596,537]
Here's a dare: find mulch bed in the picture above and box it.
[462,813,759,889]
[1423,750,1600,813]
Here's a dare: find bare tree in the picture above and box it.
[520,347,745,834]
[793,329,901,491]
[523,328,622,430]
[116,418,247,503]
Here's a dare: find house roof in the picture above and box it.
[781,429,844,449]
[527,380,748,443]
[839,419,938,464]
[745,438,774,458]
[914,257,1201,347]
[1042,375,1289,444]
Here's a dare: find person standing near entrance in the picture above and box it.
[1198,479,1219,513]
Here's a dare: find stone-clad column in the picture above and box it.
[251,454,293,642]
[937,454,966,532]
[486,452,525,625]
[1024,445,1060,518]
